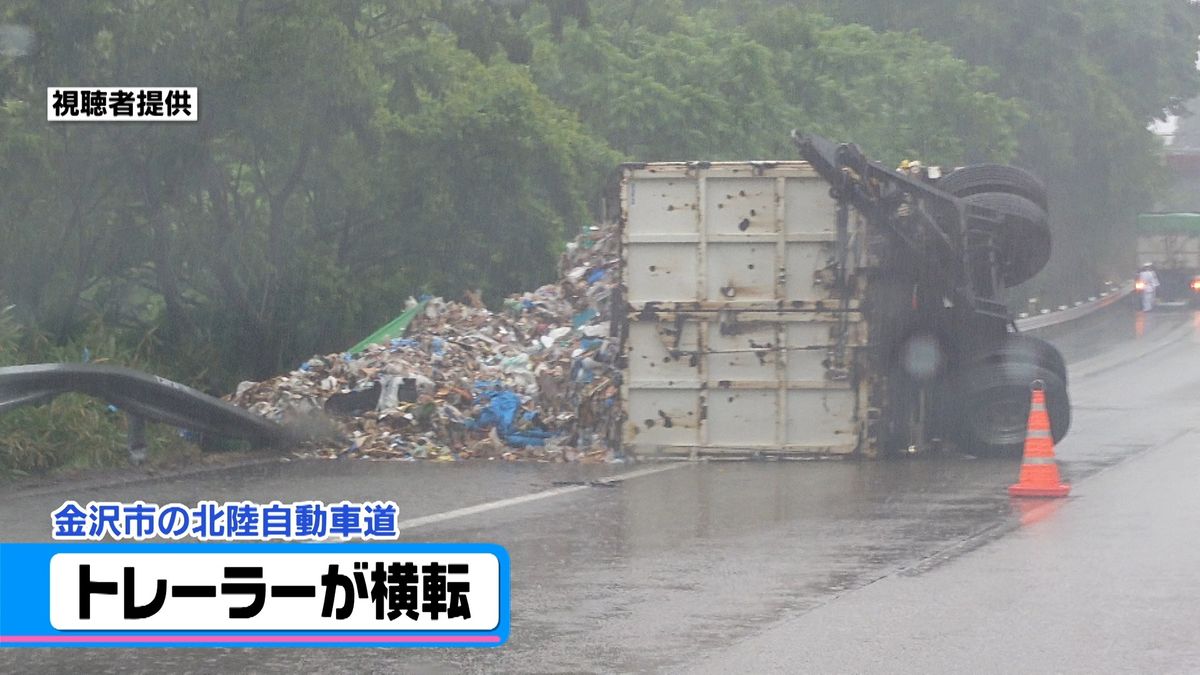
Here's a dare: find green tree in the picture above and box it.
[801,0,1200,296]
[0,0,610,381]
[527,4,1022,166]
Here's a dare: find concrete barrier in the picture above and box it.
[1014,282,1133,332]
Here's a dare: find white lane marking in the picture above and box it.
[393,462,689,532]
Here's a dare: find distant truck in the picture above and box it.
[619,134,1069,459]
[1134,213,1200,307]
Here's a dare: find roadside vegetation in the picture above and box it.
[0,302,198,473]
[1,0,1197,472]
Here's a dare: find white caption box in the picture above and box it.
[49,553,500,631]
[46,87,199,121]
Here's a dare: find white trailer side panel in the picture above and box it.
[620,162,868,458]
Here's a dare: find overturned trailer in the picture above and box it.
[619,134,1069,459]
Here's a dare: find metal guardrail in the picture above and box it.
[0,363,298,447]
[1014,281,1134,332]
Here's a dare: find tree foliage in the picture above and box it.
[528,4,1022,164]
[0,0,1195,390]
[799,0,1200,297]
[0,0,612,380]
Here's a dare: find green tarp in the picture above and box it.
[347,299,428,355]
[1136,213,1200,233]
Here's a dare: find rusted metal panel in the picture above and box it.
[621,162,870,458]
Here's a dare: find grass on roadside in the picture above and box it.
[0,303,210,477]
[0,394,202,476]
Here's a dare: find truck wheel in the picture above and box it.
[865,274,921,363]
[969,335,1067,384]
[936,164,1048,210]
[961,191,1051,286]
[955,362,1070,456]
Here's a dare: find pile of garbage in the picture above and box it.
[230,225,624,462]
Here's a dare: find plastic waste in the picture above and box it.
[230,221,624,462]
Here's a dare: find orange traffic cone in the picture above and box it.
[1008,380,1070,498]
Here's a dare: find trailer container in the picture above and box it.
[620,162,873,458]
[618,135,1071,459]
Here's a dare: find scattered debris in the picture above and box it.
[230,225,624,462]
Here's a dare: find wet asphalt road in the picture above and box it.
[694,307,1200,674]
[2,303,1195,673]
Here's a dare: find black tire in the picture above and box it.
[961,191,1051,286]
[936,163,1048,210]
[969,334,1067,384]
[954,362,1070,457]
[865,274,920,363]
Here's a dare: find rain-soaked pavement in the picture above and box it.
[3,303,1198,673]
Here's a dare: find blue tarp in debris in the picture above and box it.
[463,388,556,447]
[466,391,520,433]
